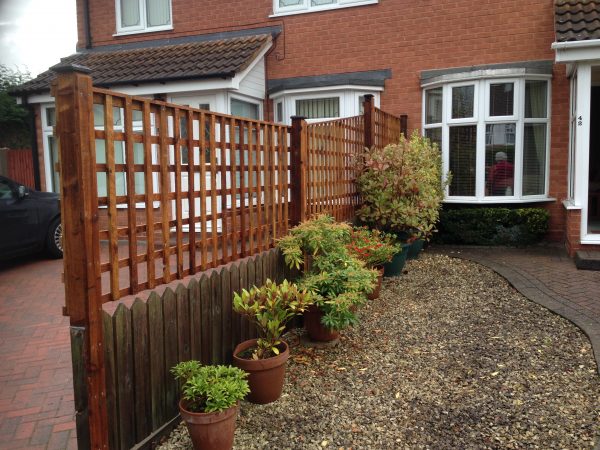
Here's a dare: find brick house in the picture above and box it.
[11,0,600,256]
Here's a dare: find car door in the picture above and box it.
[0,178,39,255]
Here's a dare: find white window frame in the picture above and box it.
[228,93,263,121]
[41,104,58,193]
[271,0,378,17]
[422,75,552,204]
[271,86,381,125]
[115,0,173,36]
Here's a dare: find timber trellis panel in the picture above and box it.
[54,66,407,450]
[305,115,365,221]
[91,88,291,303]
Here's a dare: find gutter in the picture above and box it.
[551,40,600,50]
[83,0,92,49]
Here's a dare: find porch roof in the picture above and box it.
[12,33,273,96]
[555,0,600,42]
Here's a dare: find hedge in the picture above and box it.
[435,207,550,246]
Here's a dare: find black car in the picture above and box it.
[0,175,62,260]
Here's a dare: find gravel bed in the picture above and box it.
[159,254,600,449]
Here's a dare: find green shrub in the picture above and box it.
[435,207,550,246]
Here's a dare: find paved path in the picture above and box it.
[434,244,600,374]
[0,255,75,450]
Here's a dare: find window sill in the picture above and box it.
[270,0,377,18]
[113,25,173,37]
[562,199,582,210]
[444,197,556,205]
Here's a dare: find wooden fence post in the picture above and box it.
[400,114,408,139]
[53,62,109,450]
[289,116,307,226]
[363,94,375,149]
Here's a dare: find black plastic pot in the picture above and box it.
[383,243,411,277]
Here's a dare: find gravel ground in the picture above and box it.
[159,254,600,449]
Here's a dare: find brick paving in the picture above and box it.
[434,244,600,374]
[0,255,76,450]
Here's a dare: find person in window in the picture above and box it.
[489,151,514,196]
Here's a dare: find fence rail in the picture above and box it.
[54,65,407,450]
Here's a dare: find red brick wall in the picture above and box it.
[77,0,572,243]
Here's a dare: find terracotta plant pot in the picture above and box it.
[367,268,385,300]
[233,339,289,404]
[303,306,340,342]
[179,400,238,450]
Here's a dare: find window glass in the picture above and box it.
[48,136,60,193]
[525,81,548,119]
[45,108,56,128]
[121,0,141,27]
[276,102,283,123]
[296,97,340,119]
[231,99,260,120]
[312,0,336,5]
[425,128,442,150]
[451,85,475,119]
[280,0,303,6]
[489,83,514,117]
[147,0,170,27]
[485,124,516,196]
[0,180,13,200]
[449,126,477,196]
[425,88,443,124]
[523,124,547,195]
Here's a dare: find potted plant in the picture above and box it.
[278,216,377,341]
[356,132,449,264]
[347,227,400,298]
[232,279,313,404]
[171,361,249,450]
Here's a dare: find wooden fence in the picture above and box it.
[53,65,407,450]
[0,148,35,188]
[100,249,291,450]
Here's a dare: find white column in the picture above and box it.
[575,63,592,240]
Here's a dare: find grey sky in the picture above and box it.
[0,0,77,77]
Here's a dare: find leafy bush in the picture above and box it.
[347,227,401,268]
[277,215,377,331]
[171,362,249,413]
[233,279,313,359]
[356,132,449,240]
[435,207,550,246]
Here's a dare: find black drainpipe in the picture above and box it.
[83,0,92,49]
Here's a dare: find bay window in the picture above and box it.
[116,0,172,34]
[423,77,551,202]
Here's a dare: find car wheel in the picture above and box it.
[46,218,63,259]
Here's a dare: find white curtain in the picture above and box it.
[147,0,170,27]
[121,0,140,27]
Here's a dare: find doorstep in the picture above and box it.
[575,251,600,271]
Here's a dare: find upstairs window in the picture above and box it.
[116,0,172,34]
[273,0,377,16]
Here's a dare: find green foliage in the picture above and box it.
[436,207,550,246]
[347,227,401,268]
[356,132,449,239]
[277,215,352,270]
[171,362,249,413]
[0,65,31,148]
[233,279,313,359]
[277,215,378,332]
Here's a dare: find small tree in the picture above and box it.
[0,65,32,148]
[356,132,450,239]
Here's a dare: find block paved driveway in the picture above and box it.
[0,255,75,450]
